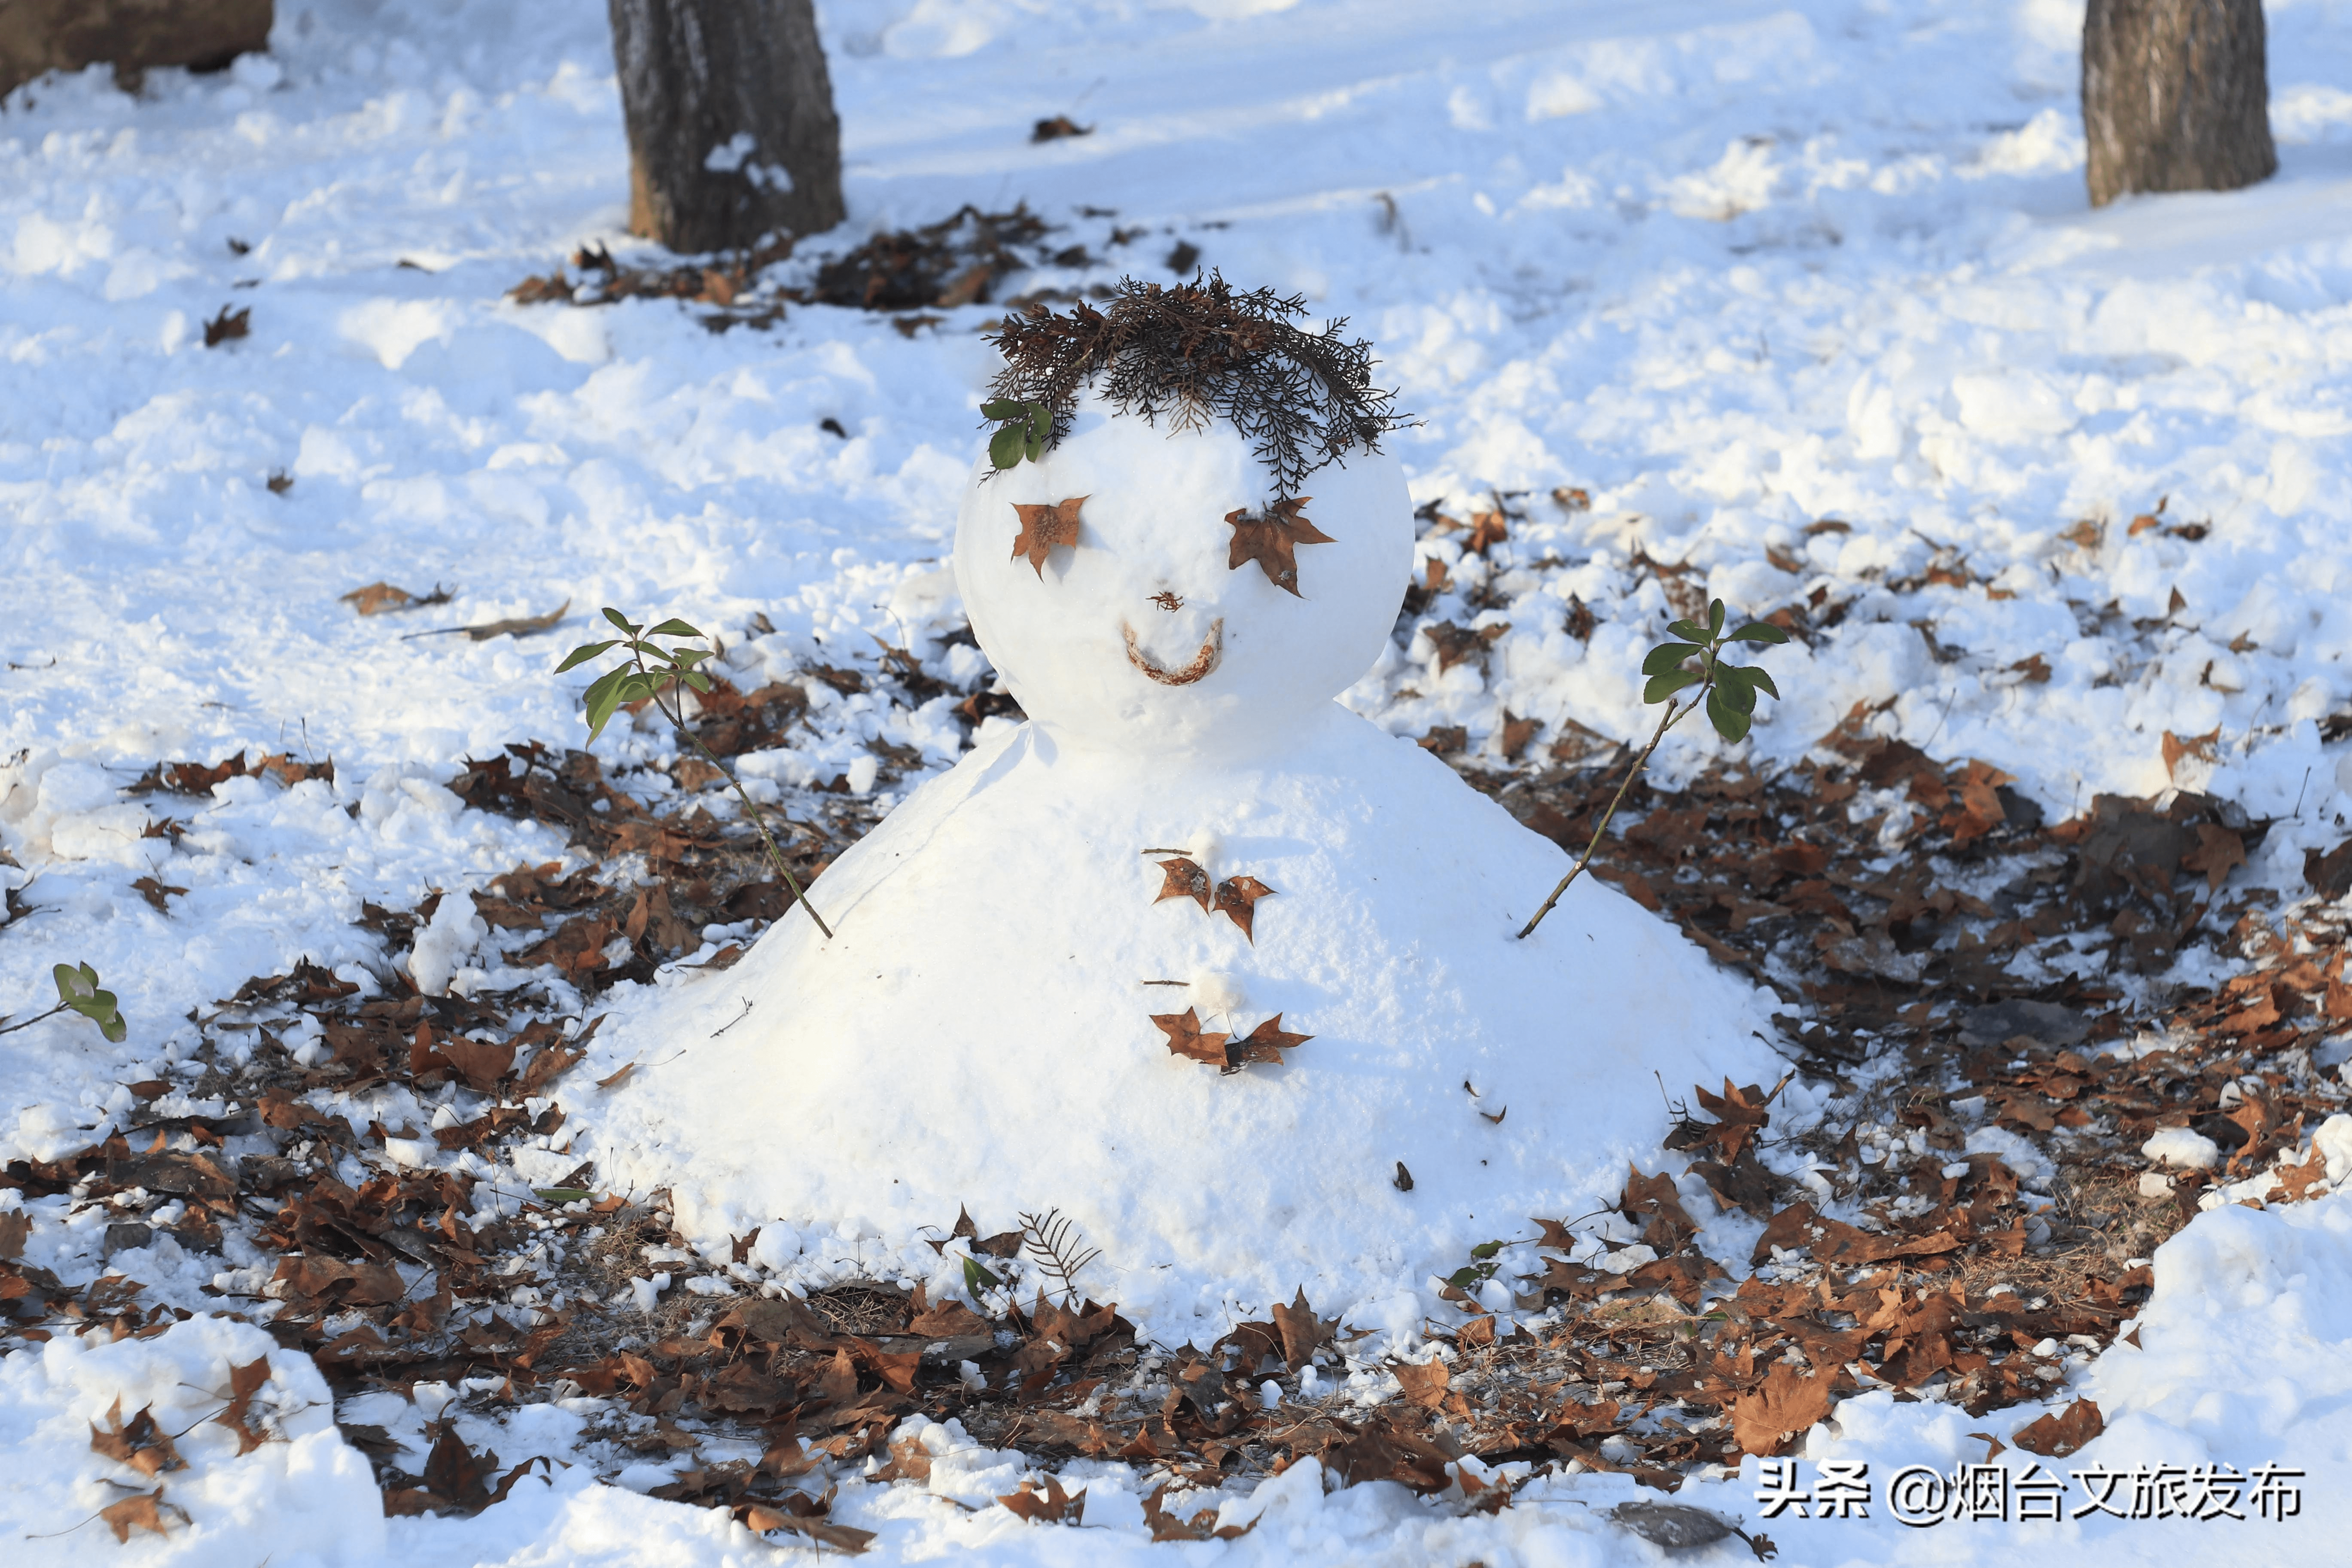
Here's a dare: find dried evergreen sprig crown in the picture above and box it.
[982,272,1404,501]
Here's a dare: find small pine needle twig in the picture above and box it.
[1016,1209,1101,1307]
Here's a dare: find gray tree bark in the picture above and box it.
[2083,0,2276,207]
[606,0,844,254]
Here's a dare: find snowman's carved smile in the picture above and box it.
[1122,618,1223,686]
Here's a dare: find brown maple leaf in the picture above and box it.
[2011,1399,2103,1458]
[1143,1483,1258,1543]
[341,582,414,615]
[1152,856,1212,911]
[999,1475,1087,1524]
[1230,1014,1310,1067]
[1271,1286,1339,1369]
[91,1397,183,1478]
[1394,1358,1450,1409]
[214,1357,274,1455]
[1464,509,1508,555]
[1226,496,1333,597]
[1152,1008,1231,1068]
[100,1489,186,1544]
[1730,1361,1834,1456]
[1213,875,1275,940]
[1689,1078,1773,1161]
[1010,495,1088,575]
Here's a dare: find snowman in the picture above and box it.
[598,278,1781,1321]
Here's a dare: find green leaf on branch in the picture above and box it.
[602,609,641,634]
[554,639,618,673]
[644,618,702,639]
[1706,597,1726,636]
[52,962,125,1043]
[984,398,1054,470]
[582,667,634,742]
[1642,643,1697,678]
[962,1255,1003,1296]
[1644,668,1703,705]
[55,962,97,1003]
[1706,685,1752,743]
[1728,621,1791,645]
[1667,619,1709,643]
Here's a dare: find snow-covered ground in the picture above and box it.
[6,0,2352,1561]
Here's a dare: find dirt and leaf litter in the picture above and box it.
[9,674,2351,1550]
[502,201,1161,336]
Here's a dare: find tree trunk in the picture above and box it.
[2082,0,2276,207]
[0,0,271,100]
[606,0,844,254]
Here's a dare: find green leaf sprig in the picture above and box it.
[0,961,128,1044]
[1519,599,1789,939]
[981,398,1053,470]
[1640,597,1789,745]
[556,609,834,940]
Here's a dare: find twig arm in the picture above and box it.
[0,1002,67,1038]
[649,664,835,942]
[1515,694,1696,941]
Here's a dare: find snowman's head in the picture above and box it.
[954,393,1411,756]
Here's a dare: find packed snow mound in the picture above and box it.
[0,1315,383,1567]
[585,411,1783,1325]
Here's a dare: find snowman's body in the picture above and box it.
[601,395,1781,1318]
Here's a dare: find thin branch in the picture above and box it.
[648,669,834,941]
[0,1002,67,1037]
[1516,682,1708,941]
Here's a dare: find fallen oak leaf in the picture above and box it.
[1270,1285,1339,1370]
[595,1060,638,1091]
[1227,496,1332,597]
[202,305,250,347]
[342,582,415,615]
[740,1502,877,1553]
[1394,1358,1450,1409]
[131,876,187,913]
[1464,508,1508,556]
[1150,855,1212,912]
[1152,1008,1231,1069]
[420,1423,499,1511]
[1010,496,1088,576]
[1212,875,1275,941]
[399,600,572,644]
[2011,1399,2103,1458]
[100,1489,188,1544]
[1229,1014,1309,1067]
[998,1474,1087,1524]
[1142,1483,1257,1543]
[465,600,570,641]
[1730,1361,1834,1456]
[213,1357,274,1455]
[90,1396,183,1477]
